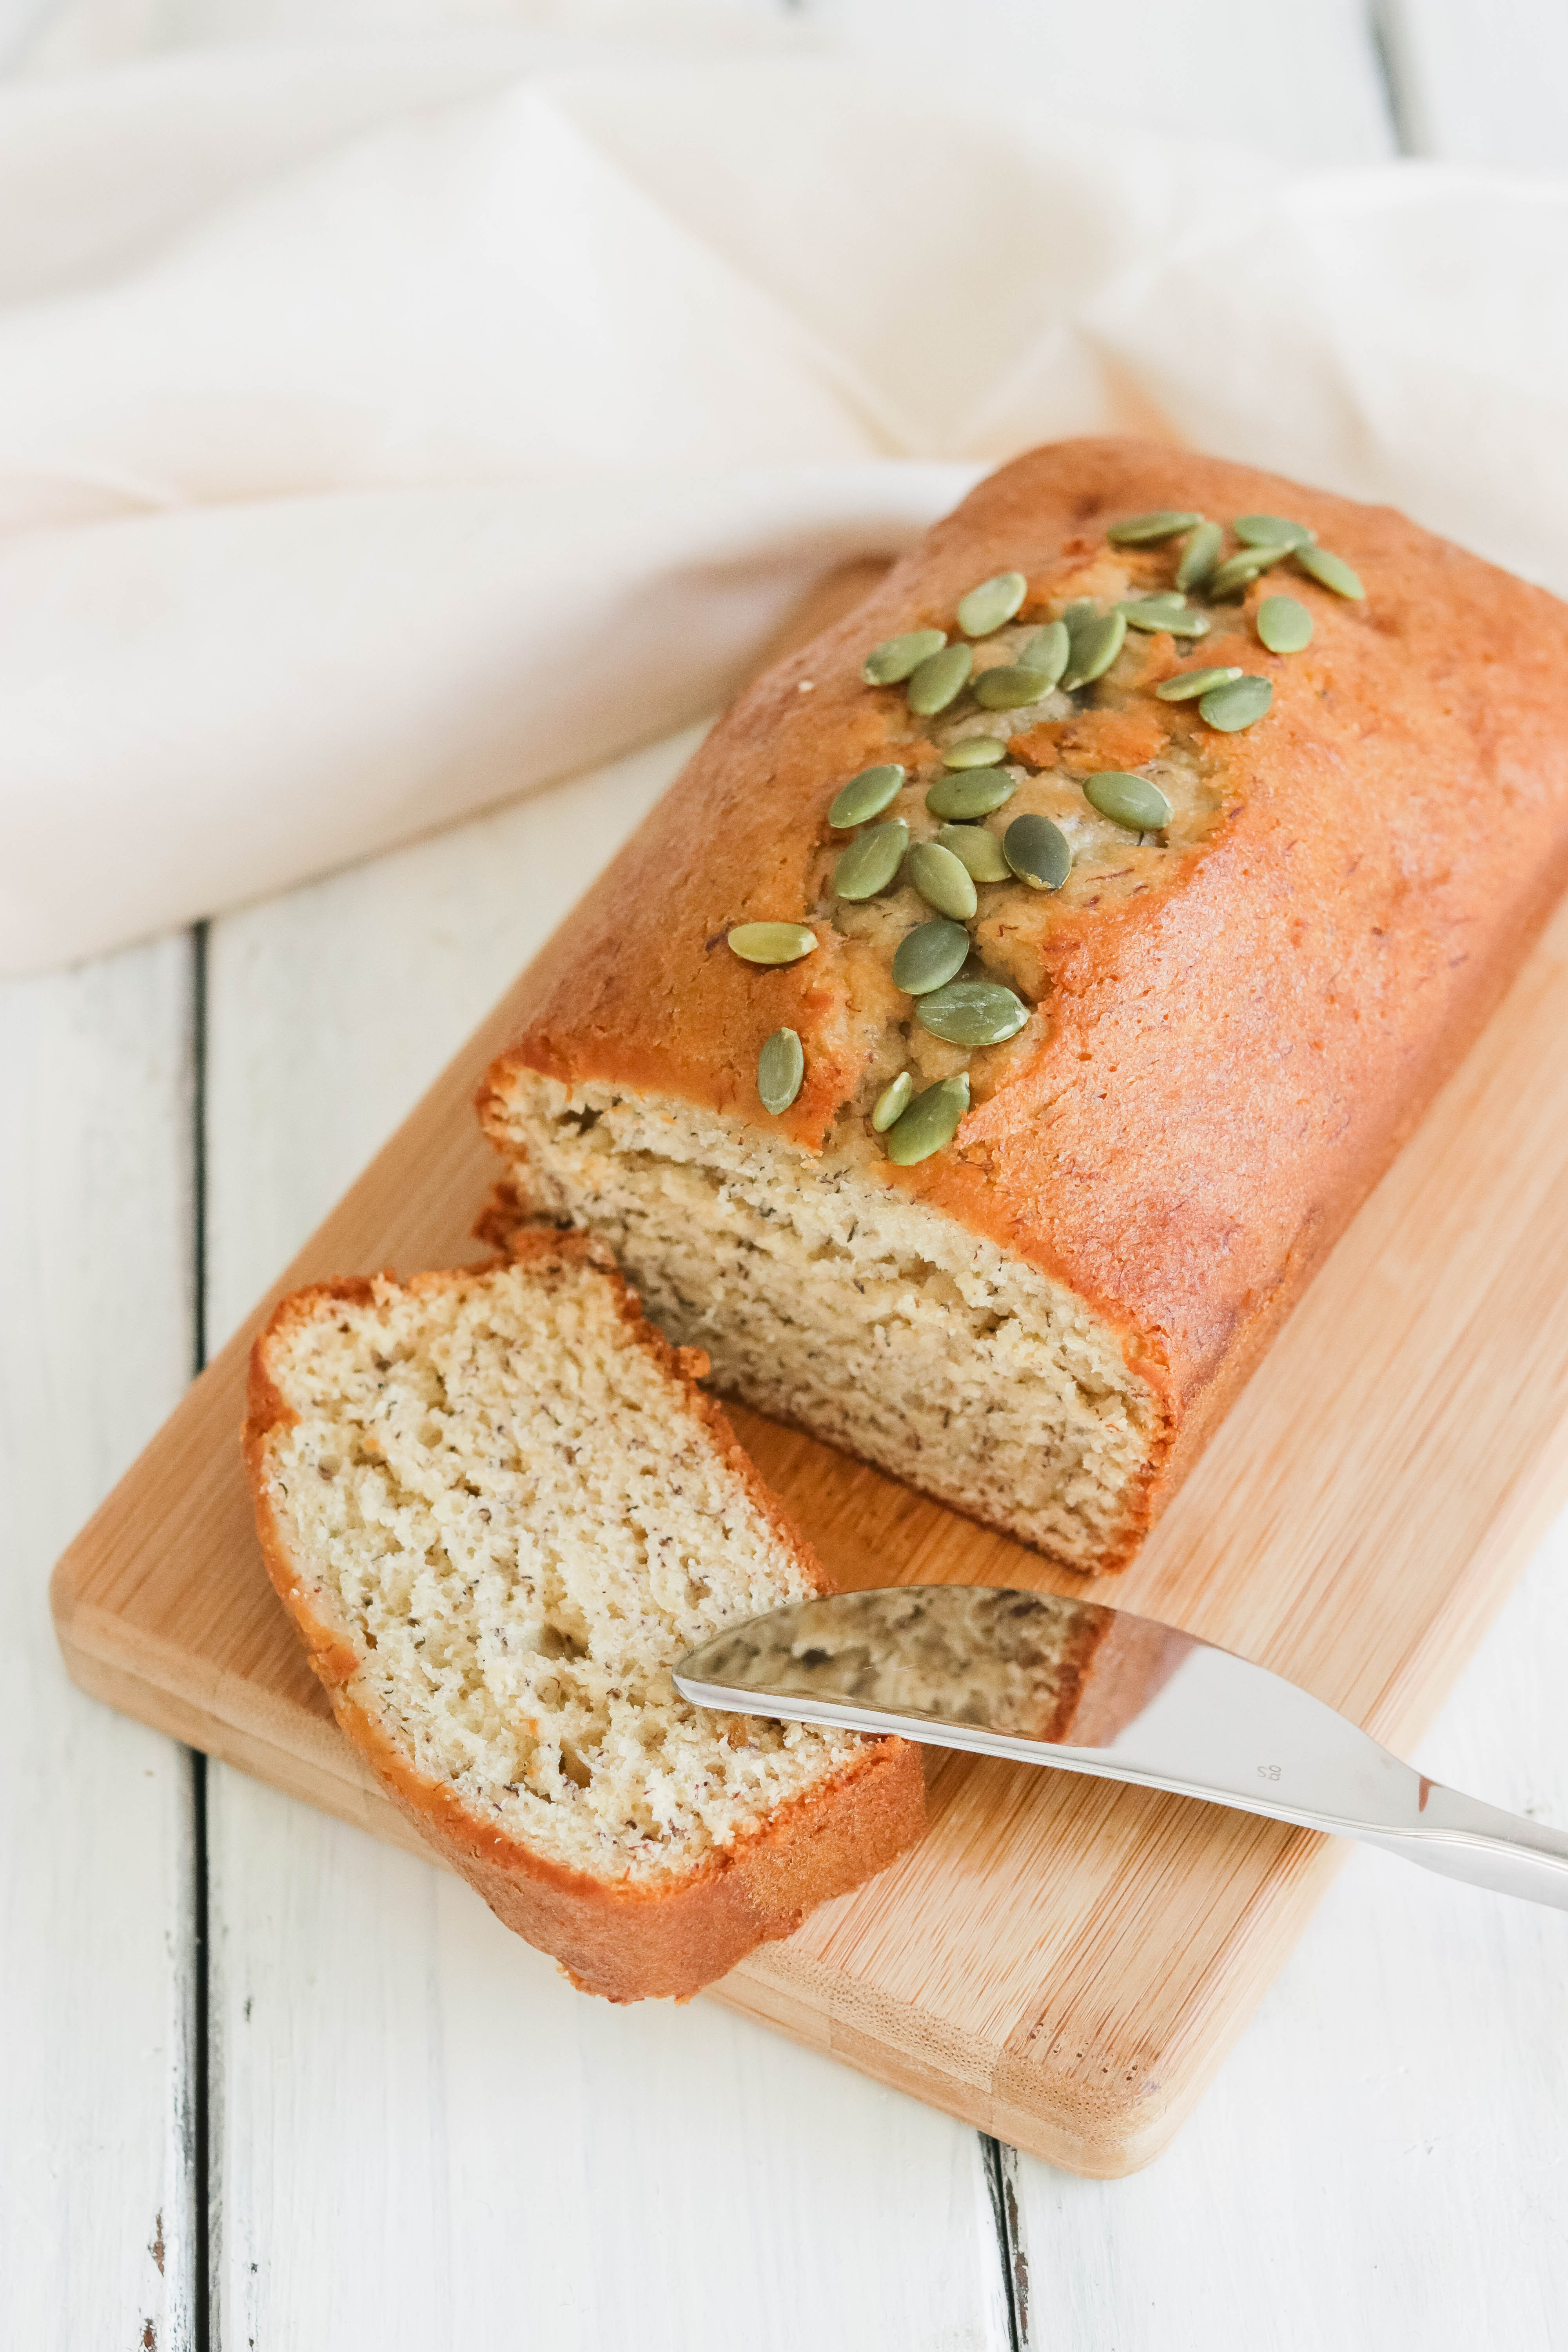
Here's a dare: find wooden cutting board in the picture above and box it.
[50,563,1568,2179]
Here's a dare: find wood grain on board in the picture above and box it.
[50,554,1568,2178]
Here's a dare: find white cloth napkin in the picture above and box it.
[4,27,1568,974]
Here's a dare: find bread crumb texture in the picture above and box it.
[254,1253,869,1887]
[492,1082,1159,1570]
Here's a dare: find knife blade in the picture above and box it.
[673,1585,1568,1911]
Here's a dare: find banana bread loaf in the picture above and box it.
[244,1231,924,2000]
[480,439,1568,1575]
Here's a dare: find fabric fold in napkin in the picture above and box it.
[3,34,1567,973]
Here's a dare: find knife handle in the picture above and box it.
[1362,1780,1568,1911]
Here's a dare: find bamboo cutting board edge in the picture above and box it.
[52,1582,1356,2177]
[49,561,1568,2179]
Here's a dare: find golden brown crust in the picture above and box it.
[333,1676,922,2002]
[243,1233,926,2001]
[479,437,1568,1569]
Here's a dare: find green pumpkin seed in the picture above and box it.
[974,664,1054,711]
[891,918,971,996]
[907,840,978,920]
[956,571,1027,638]
[886,1072,970,1165]
[1062,598,1098,626]
[1205,555,1261,600]
[828,763,906,828]
[1154,664,1243,702]
[1294,544,1365,600]
[1234,514,1315,550]
[1018,620,1069,686]
[1003,812,1072,891]
[727,921,818,965]
[1083,771,1173,831]
[757,1027,804,1115]
[871,1071,913,1133]
[1118,596,1211,640]
[917,977,1029,1048]
[938,822,1011,882]
[863,630,946,685]
[940,735,1008,769]
[1256,595,1313,655]
[1062,608,1127,689]
[926,766,1018,820]
[833,818,909,900]
[1105,510,1203,546]
[1175,519,1223,592]
[907,642,974,715]
[1200,674,1274,731]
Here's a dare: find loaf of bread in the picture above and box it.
[244,1232,925,2000]
[481,439,1568,1575]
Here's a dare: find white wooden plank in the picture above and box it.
[0,935,198,2351]
[203,730,1012,2352]
[1377,0,1568,169]
[1007,1515,1568,2348]
[800,0,1394,168]
[210,1775,1010,2352]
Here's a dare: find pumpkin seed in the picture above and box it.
[892,918,971,996]
[1061,608,1127,689]
[828,762,905,828]
[1083,771,1172,831]
[1256,595,1313,654]
[1200,674,1274,731]
[1234,514,1315,550]
[1118,596,1210,639]
[1294,544,1365,600]
[974,664,1054,711]
[863,629,946,685]
[1205,554,1261,600]
[1154,664,1243,702]
[871,1071,913,1133]
[1119,593,1186,628]
[833,818,909,900]
[956,571,1027,638]
[886,1072,970,1165]
[757,1027,804,1115]
[1018,619,1069,686]
[926,766,1018,820]
[940,735,1008,769]
[1175,519,1223,592]
[1063,598,1099,627]
[907,839,979,920]
[1105,510,1203,546]
[917,976,1029,1048]
[907,642,974,715]
[1003,812,1072,891]
[727,921,817,965]
[938,822,1011,882]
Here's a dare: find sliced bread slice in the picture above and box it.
[243,1230,924,2001]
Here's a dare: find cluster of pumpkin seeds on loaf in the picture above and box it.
[728,505,1364,1166]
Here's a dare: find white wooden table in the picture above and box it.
[6,5,1568,2346]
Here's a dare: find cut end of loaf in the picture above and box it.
[245,1241,912,1918]
[482,1075,1164,1573]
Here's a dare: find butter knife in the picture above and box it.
[673,1584,1568,1910]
